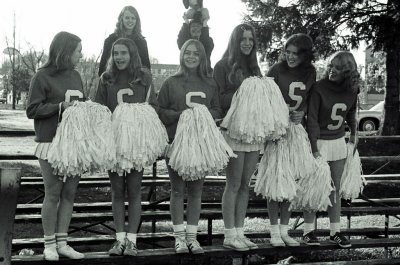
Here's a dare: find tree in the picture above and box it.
[243,0,400,135]
[76,55,100,101]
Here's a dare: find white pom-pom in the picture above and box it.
[290,156,333,212]
[48,101,116,177]
[254,138,298,202]
[340,143,365,200]
[168,104,236,181]
[112,103,168,175]
[221,76,289,144]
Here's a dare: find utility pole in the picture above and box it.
[11,12,16,110]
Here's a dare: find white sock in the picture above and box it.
[279,224,289,236]
[115,232,126,242]
[186,225,198,242]
[173,224,185,240]
[224,228,237,240]
[303,222,315,236]
[44,235,56,249]
[236,227,245,238]
[330,222,340,236]
[55,233,67,248]
[270,224,280,237]
[126,233,137,244]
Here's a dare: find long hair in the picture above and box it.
[323,51,360,93]
[115,6,143,38]
[281,33,315,67]
[40,31,81,72]
[174,39,210,80]
[222,23,261,85]
[101,38,151,87]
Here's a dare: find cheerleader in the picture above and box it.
[95,38,156,256]
[157,39,221,254]
[266,34,316,246]
[26,31,85,261]
[213,24,262,251]
[307,51,359,248]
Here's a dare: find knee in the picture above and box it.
[171,188,185,199]
[225,181,241,193]
[188,186,203,199]
[44,191,60,204]
[60,188,77,203]
[238,183,249,194]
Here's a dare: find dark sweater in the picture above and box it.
[157,73,221,141]
[307,78,358,153]
[95,70,157,113]
[26,67,84,142]
[177,23,214,70]
[267,61,316,113]
[213,57,256,116]
[98,33,151,76]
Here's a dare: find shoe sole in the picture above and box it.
[270,243,285,247]
[109,252,123,256]
[190,250,205,254]
[223,244,249,251]
[123,251,138,256]
[284,242,300,247]
[304,242,321,246]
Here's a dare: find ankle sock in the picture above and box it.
[55,233,67,248]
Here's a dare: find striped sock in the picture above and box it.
[126,233,137,244]
[186,225,198,242]
[173,224,185,240]
[44,235,56,249]
[55,233,68,248]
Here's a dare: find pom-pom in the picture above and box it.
[340,143,365,200]
[221,76,289,144]
[112,103,168,175]
[290,157,333,212]
[168,104,236,181]
[253,122,313,201]
[254,138,298,202]
[48,101,116,177]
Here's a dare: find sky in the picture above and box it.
[0,0,248,66]
[0,0,365,68]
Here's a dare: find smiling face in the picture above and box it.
[328,58,346,83]
[183,43,200,69]
[122,10,137,32]
[70,42,83,67]
[240,30,254,56]
[285,44,302,68]
[113,44,130,70]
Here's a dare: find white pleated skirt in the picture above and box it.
[221,130,263,153]
[317,136,347,162]
[34,142,52,160]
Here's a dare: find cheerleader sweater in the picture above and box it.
[213,57,255,116]
[157,73,222,141]
[26,67,84,142]
[98,33,151,76]
[267,61,316,112]
[95,70,157,113]
[307,78,358,153]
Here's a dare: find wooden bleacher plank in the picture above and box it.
[10,238,400,265]
[12,228,400,249]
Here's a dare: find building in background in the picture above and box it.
[151,64,179,94]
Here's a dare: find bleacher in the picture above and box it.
[1,131,400,264]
